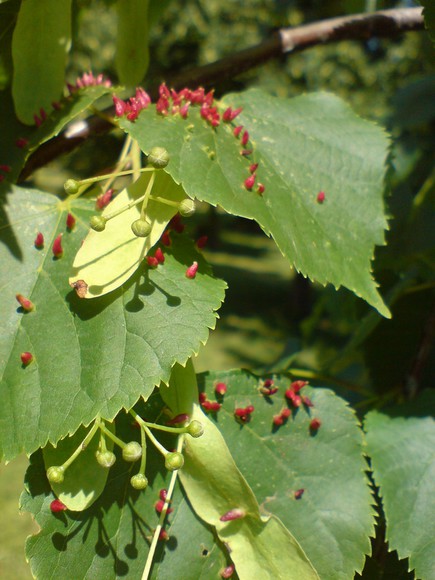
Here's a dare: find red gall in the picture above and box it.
[285,389,302,407]
[257,183,265,195]
[222,106,243,122]
[196,235,208,249]
[159,489,168,502]
[241,149,253,157]
[302,395,314,407]
[96,189,113,210]
[291,380,308,393]
[155,499,173,514]
[20,352,33,366]
[220,508,245,522]
[244,175,256,191]
[249,163,258,174]
[66,213,76,230]
[167,413,189,425]
[220,565,235,578]
[16,294,34,312]
[39,107,47,121]
[241,130,249,147]
[317,191,326,203]
[186,261,199,279]
[201,400,221,412]
[50,499,67,513]
[310,418,322,431]
[233,125,243,138]
[273,414,284,427]
[15,137,29,149]
[168,213,184,233]
[215,382,227,396]
[199,392,207,404]
[0,164,11,172]
[147,256,159,268]
[281,408,291,420]
[294,489,304,500]
[155,248,165,264]
[52,234,63,258]
[52,101,62,111]
[159,529,169,541]
[34,232,44,249]
[161,230,171,246]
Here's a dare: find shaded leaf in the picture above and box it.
[0,184,225,460]
[365,391,435,580]
[115,0,150,86]
[421,0,435,44]
[70,171,186,297]
[12,0,72,124]
[42,422,115,511]
[194,369,375,580]
[161,362,319,580]
[119,89,390,317]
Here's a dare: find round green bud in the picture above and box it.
[165,451,184,471]
[90,215,107,232]
[64,179,80,195]
[130,473,148,490]
[47,465,65,484]
[122,441,142,462]
[96,450,116,468]
[148,147,170,169]
[131,218,152,238]
[186,420,204,438]
[178,198,196,217]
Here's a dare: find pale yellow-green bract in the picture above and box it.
[69,172,187,298]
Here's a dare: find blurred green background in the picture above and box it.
[1,0,433,577]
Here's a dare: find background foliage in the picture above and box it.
[0,0,434,578]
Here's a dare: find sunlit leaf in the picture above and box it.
[70,171,186,297]
[119,90,390,317]
[161,362,319,580]
[192,369,375,579]
[0,184,225,460]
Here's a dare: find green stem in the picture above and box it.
[143,424,170,457]
[100,135,134,194]
[139,171,156,219]
[103,172,155,222]
[61,420,100,471]
[79,166,154,188]
[139,424,147,474]
[148,194,180,209]
[141,435,184,580]
[98,422,126,449]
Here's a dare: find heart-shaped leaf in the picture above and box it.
[119,89,390,317]
[0,184,225,460]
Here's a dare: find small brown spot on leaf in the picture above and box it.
[70,279,88,298]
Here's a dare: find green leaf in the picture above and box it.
[21,399,229,579]
[119,90,390,317]
[0,184,225,460]
[12,0,72,124]
[70,171,186,297]
[365,391,435,580]
[194,369,375,580]
[420,1,435,44]
[161,362,319,580]
[115,0,150,86]
[42,422,114,511]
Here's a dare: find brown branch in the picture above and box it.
[19,7,424,181]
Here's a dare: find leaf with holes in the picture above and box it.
[191,369,375,580]
[365,391,435,580]
[0,184,225,461]
[119,89,390,317]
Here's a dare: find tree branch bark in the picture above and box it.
[19,7,424,181]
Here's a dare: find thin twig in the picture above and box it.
[19,7,424,181]
[404,301,435,399]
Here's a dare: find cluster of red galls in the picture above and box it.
[113,82,266,196]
